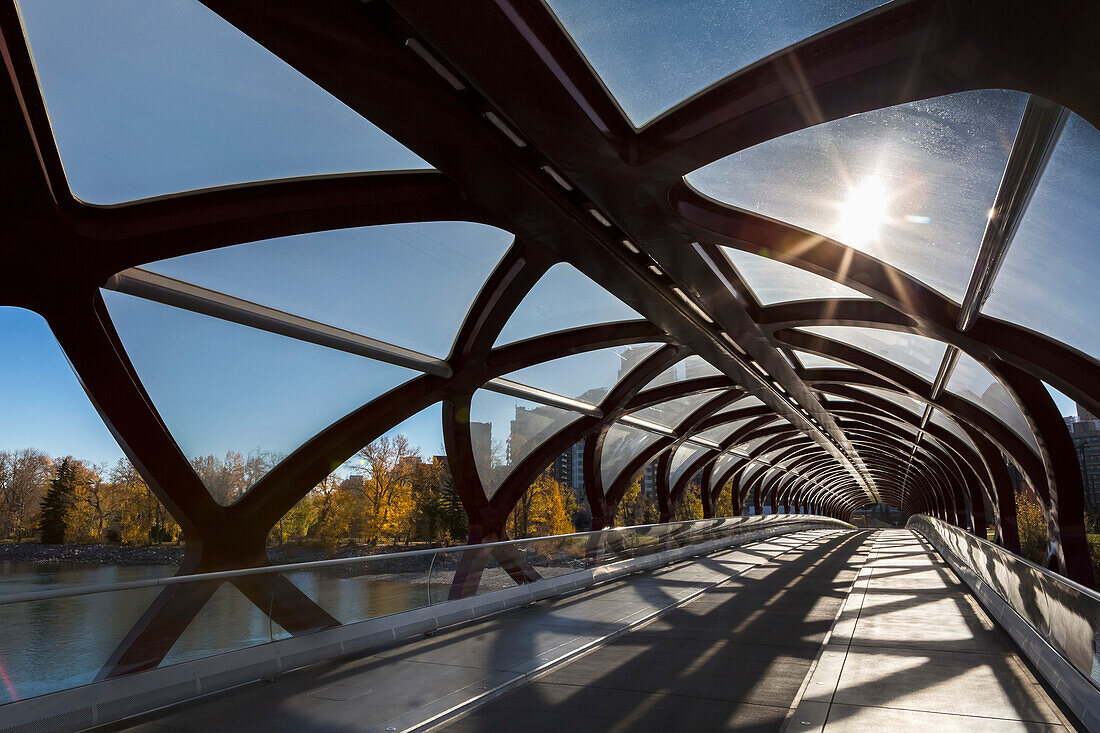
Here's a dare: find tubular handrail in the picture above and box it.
[0,514,843,606]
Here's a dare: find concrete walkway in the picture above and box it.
[99,530,845,733]
[441,528,871,732]
[791,529,1073,732]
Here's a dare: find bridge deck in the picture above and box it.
[98,530,1073,733]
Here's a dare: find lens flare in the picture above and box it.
[836,178,890,247]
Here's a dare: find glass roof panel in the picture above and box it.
[671,443,709,487]
[543,0,886,126]
[850,386,926,418]
[795,350,857,371]
[928,408,979,455]
[737,435,772,454]
[103,291,419,505]
[712,452,743,483]
[17,0,428,204]
[0,308,124,466]
[711,395,767,420]
[495,263,644,346]
[144,222,513,359]
[470,390,581,499]
[600,422,663,491]
[983,113,1100,359]
[687,90,1028,302]
[946,352,1038,453]
[693,416,756,445]
[502,343,663,405]
[643,355,724,389]
[722,247,870,305]
[798,326,947,383]
[630,389,722,429]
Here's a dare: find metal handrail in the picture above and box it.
[0,514,836,606]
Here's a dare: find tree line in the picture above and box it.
[1,436,601,551]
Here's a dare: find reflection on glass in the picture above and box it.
[688,91,1028,301]
[630,389,723,429]
[945,352,1039,453]
[723,247,869,305]
[711,395,767,419]
[16,0,428,203]
[671,443,709,487]
[693,415,756,445]
[162,583,289,667]
[502,343,662,404]
[983,114,1100,361]
[544,0,886,125]
[145,222,513,359]
[470,390,581,498]
[495,263,644,346]
[103,291,419,505]
[795,350,857,371]
[712,452,743,483]
[798,325,947,382]
[850,385,926,417]
[643,354,723,389]
[600,422,663,491]
[928,408,980,455]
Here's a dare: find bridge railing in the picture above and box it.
[909,514,1100,730]
[0,513,849,714]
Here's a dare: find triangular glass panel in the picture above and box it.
[946,353,1039,453]
[600,422,663,492]
[928,408,979,455]
[501,343,663,405]
[688,90,1028,302]
[143,222,513,359]
[103,291,420,505]
[630,389,723,430]
[643,355,724,390]
[0,307,126,466]
[798,326,947,383]
[17,0,429,203]
[544,0,886,126]
[469,390,581,499]
[495,263,644,346]
[671,443,709,487]
[850,386,926,419]
[984,114,1100,361]
[722,247,869,306]
[795,350,857,371]
[712,453,743,483]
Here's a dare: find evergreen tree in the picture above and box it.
[38,458,77,544]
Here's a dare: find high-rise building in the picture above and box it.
[1070,405,1100,505]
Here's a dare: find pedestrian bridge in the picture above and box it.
[3,517,1098,732]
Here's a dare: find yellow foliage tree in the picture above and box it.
[506,469,576,539]
[1015,490,1049,565]
[674,483,704,521]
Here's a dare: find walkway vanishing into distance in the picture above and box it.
[92,529,1075,733]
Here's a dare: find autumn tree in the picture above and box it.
[614,475,659,527]
[674,481,705,521]
[353,435,419,546]
[507,469,576,539]
[66,461,109,543]
[714,481,736,518]
[1016,490,1049,565]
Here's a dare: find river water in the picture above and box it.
[0,560,451,704]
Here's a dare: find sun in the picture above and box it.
[835,177,890,247]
